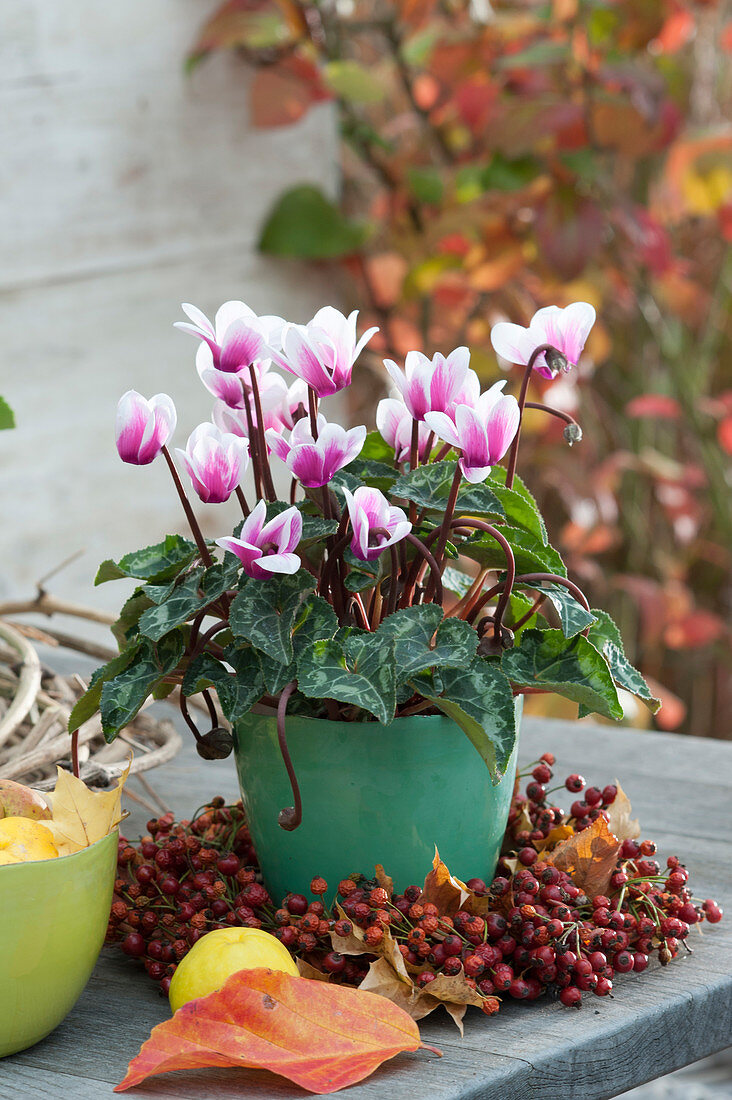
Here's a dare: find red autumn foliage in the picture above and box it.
[116,967,436,1094]
[189,0,732,739]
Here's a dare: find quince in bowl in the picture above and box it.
[0,775,122,1058]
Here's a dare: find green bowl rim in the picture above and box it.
[0,825,118,876]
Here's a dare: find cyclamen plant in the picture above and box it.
[72,299,660,830]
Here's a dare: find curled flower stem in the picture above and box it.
[277,681,301,831]
[524,401,580,430]
[449,518,516,642]
[161,446,213,567]
[504,342,556,490]
[404,532,443,607]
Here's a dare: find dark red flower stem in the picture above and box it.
[235,486,250,518]
[276,681,302,831]
[247,364,277,502]
[504,343,556,490]
[308,387,319,440]
[524,402,580,431]
[408,418,420,524]
[241,392,264,500]
[161,446,213,567]
[424,463,462,600]
[71,729,80,778]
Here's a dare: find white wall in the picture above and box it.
[0,1,337,624]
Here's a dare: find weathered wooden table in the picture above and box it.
[3,716,731,1100]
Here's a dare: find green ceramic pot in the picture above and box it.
[0,829,118,1058]
[233,700,521,900]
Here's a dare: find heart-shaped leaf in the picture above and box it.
[412,659,517,780]
[95,535,199,586]
[297,632,397,724]
[100,632,185,740]
[501,628,623,720]
[230,570,315,664]
[586,610,660,712]
[376,604,478,683]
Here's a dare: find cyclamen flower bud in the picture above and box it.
[115,391,176,465]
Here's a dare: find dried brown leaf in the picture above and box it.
[546,816,621,899]
[421,847,470,916]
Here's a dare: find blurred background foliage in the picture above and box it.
[189,0,732,739]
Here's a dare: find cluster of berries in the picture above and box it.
[107,756,722,1010]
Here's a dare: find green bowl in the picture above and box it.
[0,829,118,1058]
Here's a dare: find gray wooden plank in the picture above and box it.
[2,716,730,1099]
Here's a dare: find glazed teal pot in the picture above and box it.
[233,700,521,900]
[0,829,118,1058]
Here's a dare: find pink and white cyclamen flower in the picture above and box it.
[266,414,366,489]
[176,300,286,374]
[270,307,378,397]
[175,423,249,504]
[216,500,302,579]
[383,347,480,422]
[115,390,176,465]
[425,382,520,483]
[343,486,412,563]
[376,398,433,464]
[490,302,596,380]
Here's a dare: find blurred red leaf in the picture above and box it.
[722,22,732,51]
[651,8,695,54]
[190,0,302,58]
[644,676,686,731]
[625,394,682,419]
[250,55,331,128]
[718,415,732,454]
[115,968,433,1094]
[664,610,726,650]
[719,202,732,242]
[535,194,604,280]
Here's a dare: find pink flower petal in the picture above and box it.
[485,395,520,464]
[219,320,266,373]
[181,303,215,337]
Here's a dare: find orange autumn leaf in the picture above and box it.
[115,968,438,1095]
[545,816,621,899]
[421,847,470,916]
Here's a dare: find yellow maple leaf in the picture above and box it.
[45,762,130,856]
